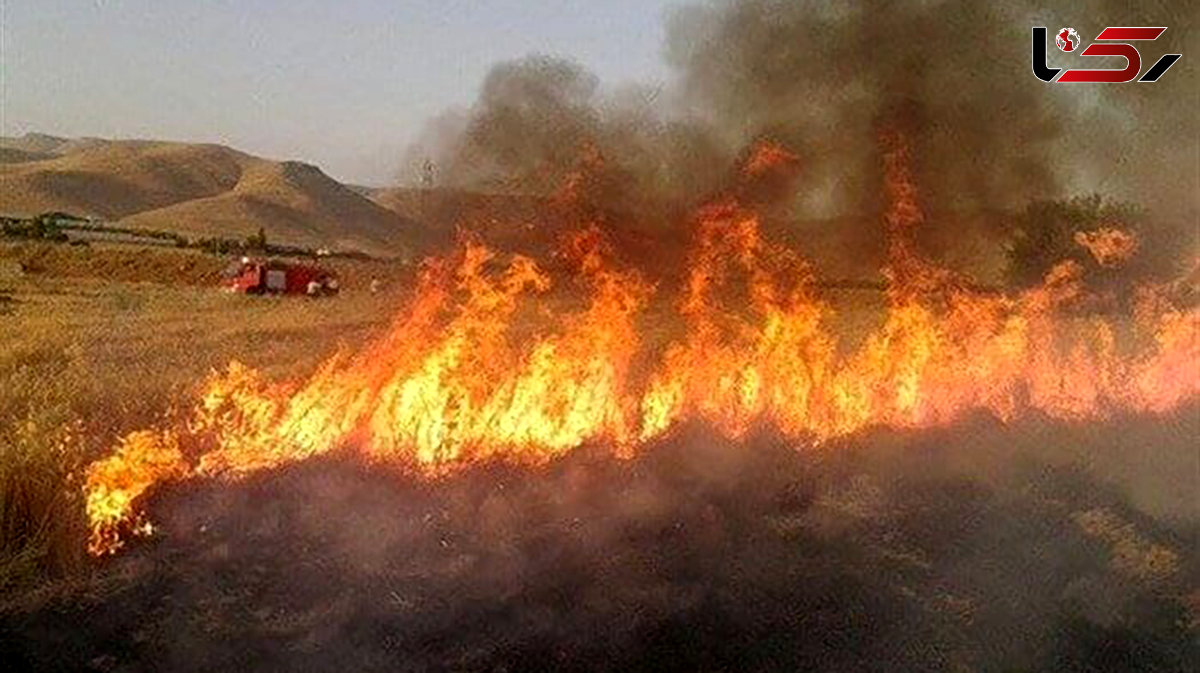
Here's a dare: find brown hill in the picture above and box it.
[0,134,414,257]
[0,132,76,155]
[0,141,248,218]
[124,161,413,258]
[0,147,55,164]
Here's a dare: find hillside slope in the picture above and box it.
[0,134,412,257]
[0,141,248,218]
[124,161,412,257]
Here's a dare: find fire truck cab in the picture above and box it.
[225,257,339,296]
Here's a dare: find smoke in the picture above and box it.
[403,0,1198,277]
[438,56,602,191]
[6,412,1197,671]
[665,0,1199,222]
[664,1,1066,217]
[5,5,1198,670]
[402,54,729,231]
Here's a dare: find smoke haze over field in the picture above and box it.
[7,414,1198,672]
[5,4,1199,671]
[410,0,1198,242]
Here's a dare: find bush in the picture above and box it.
[1,215,70,243]
[196,237,243,255]
[245,227,268,251]
[37,211,86,223]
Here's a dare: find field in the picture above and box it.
[1,240,1197,672]
[0,246,407,587]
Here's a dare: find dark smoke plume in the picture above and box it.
[404,0,1198,277]
[403,54,729,229]
[663,0,1198,256]
[664,0,1069,217]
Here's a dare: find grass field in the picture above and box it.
[0,238,783,588]
[0,257,406,588]
[2,241,1197,672]
[0,237,1189,591]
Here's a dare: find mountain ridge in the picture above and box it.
[0,133,415,257]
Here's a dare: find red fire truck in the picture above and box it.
[224,257,339,296]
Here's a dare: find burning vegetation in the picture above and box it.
[82,131,1198,556]
[6,2,1198,670]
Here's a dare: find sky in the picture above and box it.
[1,0,679,185]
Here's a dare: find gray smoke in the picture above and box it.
[404,0,1198,269]
[665,0,1197,227]
[402,54,729,229]
[6,412,1197,672]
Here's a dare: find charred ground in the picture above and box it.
[4,411,1196,672]
[4,2,1198,670]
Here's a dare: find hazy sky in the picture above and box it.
[1,0,678,184]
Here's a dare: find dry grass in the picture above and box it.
[0,240,415,289]
[1,241,227,286]
[0,245,638,587]
[0,271,400,588]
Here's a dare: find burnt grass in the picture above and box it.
[3,416,1198,672]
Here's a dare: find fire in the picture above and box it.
[85,430,189,555]
[81,138,1200,555]
[1075,227,1140,267]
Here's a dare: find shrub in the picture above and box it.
[245,227,268,251]
[1,215,69,243]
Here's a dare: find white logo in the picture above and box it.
[1056,27,1080,52]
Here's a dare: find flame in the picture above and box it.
[85,430,190,555]
[82,138,1200,555]
[1075,227,1140,267]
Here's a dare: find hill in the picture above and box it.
[121,160,412,257]
[0,147,55,164]
[0,133,1009,274]
[0,134,415,257]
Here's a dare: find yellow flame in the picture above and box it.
[82,139,1200,556]
[1075,227,1139,267]
[85,430,189,555]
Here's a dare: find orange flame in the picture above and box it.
[1075,227,1140,267]
[82,138,1200,555]
[85,430,189,555]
